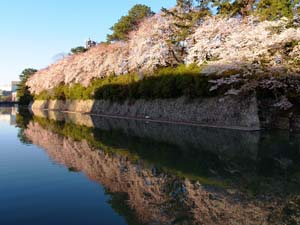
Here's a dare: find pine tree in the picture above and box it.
[107,4,154,42]
[256,0,299,20]
[162,0,211,63]
[213,0,255,17]
[17,68,37,105]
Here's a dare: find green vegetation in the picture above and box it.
[160,0,299,63]
[213,0,256,17]
[214,0,300,20]
[24,1,300,103]
[16,108,33,144]
[171,0,299,20]
[105,0,299,45]
[162,0,211,63]
[34,64,229,101]
[17,68,37,105]
[107,4,154,42]
[256,0,297,20]
[33,64,251,101]
[70,46,87,54]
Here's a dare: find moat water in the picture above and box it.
[1,106,300,225]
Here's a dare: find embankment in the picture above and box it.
[31,94,261,130]
[26,15,300,131]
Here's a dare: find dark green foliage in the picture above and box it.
[213,0,256,17]
[66,83,90,100]
[174,0,295,20]
[70,46,87,54]
[91,73,202,101]
[162,1,211,63]
[214,0,243,16]
[212,0,299,20]
[19,68,37,81]
[256,0,295,20]
[34,65,216,101]
[15,108,33,145]
[53,84,66,100]
[17,68,38,105]
[36,90,51,101]
[107,4,154,42]
[17,86,33,105]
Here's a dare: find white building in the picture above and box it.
[11,81,19,102]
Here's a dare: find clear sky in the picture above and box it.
[0,0,176,90]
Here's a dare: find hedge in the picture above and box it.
[34,64,232,101]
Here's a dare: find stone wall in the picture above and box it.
[31,94,261,130]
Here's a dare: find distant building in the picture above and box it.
[11,81,19,92]
[11,81,19,102]
[0,90,12,102]
[86,38,97,49]
[2,90,12,97]
[0,82,20,101]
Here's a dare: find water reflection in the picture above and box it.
[17,109,300,225]
[0,106,17,125]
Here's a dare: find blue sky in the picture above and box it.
[0,0,176,90]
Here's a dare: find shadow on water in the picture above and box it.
[15,109,300,225]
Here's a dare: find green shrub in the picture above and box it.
[34,64,218,101]
[53,84,66,100]
[194,75,210,97]
[35,90,51,100]
[256,0,295,21]
[67,84,89,100]
[70,46,87,55]
[138,77,156,99]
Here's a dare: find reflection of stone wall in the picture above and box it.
[32,108,260,160]
[32,109,300,180]
[91,115,260,160]
[24,121,274,225]
[32,94,260,130]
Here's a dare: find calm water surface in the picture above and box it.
[0,106,300,225]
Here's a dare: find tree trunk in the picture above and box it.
[241,0,255,18]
